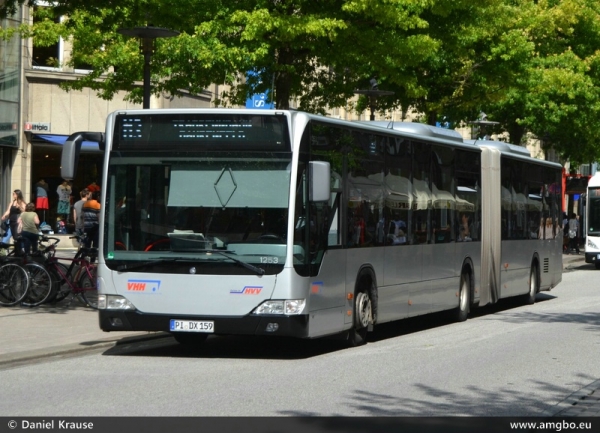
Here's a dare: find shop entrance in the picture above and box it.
[31,141,102,233]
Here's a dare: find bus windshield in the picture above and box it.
[588,187,600,236]
[104,151,292,275]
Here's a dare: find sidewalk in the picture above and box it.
[0,235,166,366]
[45,233,81,251]
[0,300,164,367]
[561,250,587,271]
[0,252,595,417]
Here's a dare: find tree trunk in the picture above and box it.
[274,47,292,109]
[427,111,437,126]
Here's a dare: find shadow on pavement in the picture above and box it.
[101,292,560,361]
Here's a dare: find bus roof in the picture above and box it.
[358,121,465,143]
[588,172,600,188]
[465,139,531,157]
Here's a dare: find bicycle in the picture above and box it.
[37,234,99,309]
[0,237,55,307]
[0,242,30,306]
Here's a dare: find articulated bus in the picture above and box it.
[585,172,600,269]
[61,109,563,347]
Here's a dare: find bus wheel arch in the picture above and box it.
[348,266,378,347]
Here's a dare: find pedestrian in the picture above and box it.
[17,202,40,255]
[561,212,569,252]
[87,181,100,193]
[82,190,101,248]
[73,188,90,242]
[1,189,27,243]
[567,212,579,254]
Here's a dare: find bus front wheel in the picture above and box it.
[348,288,372,347]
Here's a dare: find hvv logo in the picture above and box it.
[230,286,263,295]
[127,280,161,293]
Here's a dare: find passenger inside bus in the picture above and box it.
[388,217,407,245]
[458,213,472,242]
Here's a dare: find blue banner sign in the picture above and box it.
[245,71,274,109]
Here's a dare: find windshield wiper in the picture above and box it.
[208,250,265,275]
[116,257,187,272]
[115,253,265,275]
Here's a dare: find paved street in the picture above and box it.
[0,249,597,418]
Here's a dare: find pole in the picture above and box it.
[117,27,179,110]
[142,38,153,109]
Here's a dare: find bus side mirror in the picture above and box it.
[61,132,105,180]
[309,161,330,202]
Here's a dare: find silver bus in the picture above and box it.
[61,109,563,347]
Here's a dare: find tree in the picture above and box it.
[3,0,600,164]
[481,0,600,165]
[1,0,442,111]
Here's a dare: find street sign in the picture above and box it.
[245,70,274,109]
[246,93,273,109]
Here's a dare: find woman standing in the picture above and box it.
[18,203,40,254]
[1,189,27,242]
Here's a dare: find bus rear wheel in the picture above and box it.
[522,263,539,305]
[453,271,470,322]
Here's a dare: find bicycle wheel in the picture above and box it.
[22,262,54,307]
[47,262,71,303]
[78,266,98,309]
[0,262,30,306]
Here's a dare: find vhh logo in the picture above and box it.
[127,280,161,293]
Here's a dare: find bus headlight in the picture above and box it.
[253,299,306,315]
[587,238,598,249]
[98,295,136,310]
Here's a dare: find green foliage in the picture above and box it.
[485,0,600,165]
[1,0,600,162]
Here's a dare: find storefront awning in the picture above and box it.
[31,134,101,153]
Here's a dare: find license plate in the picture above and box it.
[170,319,214,333]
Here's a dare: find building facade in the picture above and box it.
[2,6,218,228]
[0,7,21,218]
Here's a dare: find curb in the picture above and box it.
[545,379,600,417]
[0,332,170,368]
[562,254,586,270]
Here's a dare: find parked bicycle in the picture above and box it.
[0,235,56,307]
[0,242,30,306]
[36,234,99,309]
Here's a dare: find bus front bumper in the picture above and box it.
[99,310,310,338]
[585,252,599,264]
